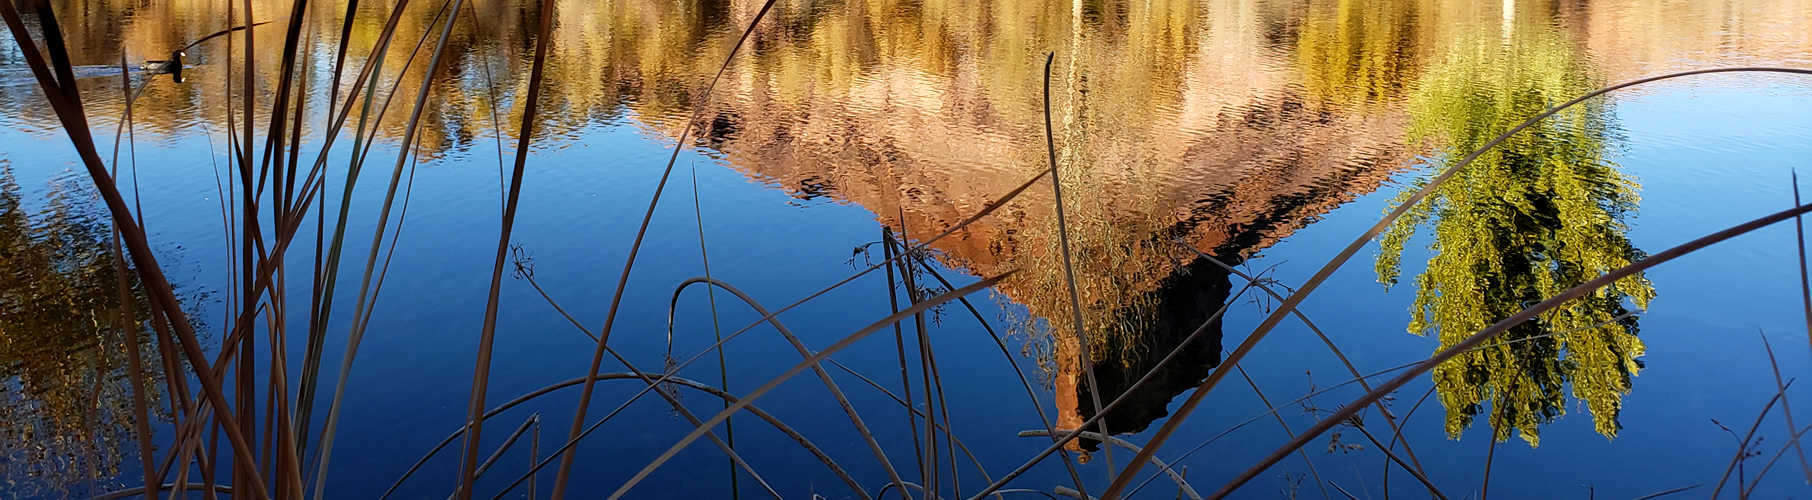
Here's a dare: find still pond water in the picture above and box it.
[6,0,1812,497]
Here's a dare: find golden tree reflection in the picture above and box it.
[1297,0,1422,111]
[0,164,169,497]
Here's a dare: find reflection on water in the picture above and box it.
[1,0,1810,489]
[1297,0,1418,111]
[1055,255,1233,453]
[1376,14,1653,445]
[0,164,169,497]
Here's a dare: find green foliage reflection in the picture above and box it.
[1377,23,1654,446]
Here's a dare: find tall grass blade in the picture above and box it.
[882,228,928,486]
[1231,365,1329,500]
[1015,431,1200,500]
[427,373,873,500]
[963,277,1260,500]
[1710,383,1788,498]
[1041,51,1117,483]
[473,414,540,480]
[315,2,467,497]
[1629,484,1701,500]
[827,355,1001,497]
[1743,424,1812,498]
[519,269,788,500]
[478,158,1053,495]
[914,256,1090,492]
[1758,332,1812,485]
[180,18,284,53]
[671,277,910,499]
[1175,240,1433,489]
[299,0,368,451]
[687,163,739,497]
[550,0,784,492]
[297,0,414,457]
[1374,385,1440,499]
[605,274,1012,499]
[92,484,236,500]
[891,224,943,497]
[454,0,553,493]
[110,51,162,500]
[1328,482,1362,500]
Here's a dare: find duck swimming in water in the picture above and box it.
[138,50,186,83]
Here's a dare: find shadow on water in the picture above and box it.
[1070,254,1232,451]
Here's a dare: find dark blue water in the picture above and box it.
[6,0,1812,498]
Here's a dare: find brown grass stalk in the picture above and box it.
[892,224,949,497]
[1742,424,1812,498]
[962,278,1261,500]
[452,0,551,493]
[913,254,1091,492]
[1015,430,1200,500]
[485,159,1053,495]
[313,2,468,496]
[667,273,1006,498]
[473,414,539,480]
[1231,365,1329,500]
[525,268,870,499]
[883,228,930,486]
[1041,50,1118,484]
[108,51,162,500]
[1712,382,1789,498]
[1174,240,1436,494]
[1629,483,1701,500]
[659,268,1011,498]
[605,273,1012,499]
[93,484,236,500]
[672,276,914,498]
[547,0,785,488]
[526,275,790,500]
[826,354,1006,499]
[1759,331,1812,488]
[383,374,866,500]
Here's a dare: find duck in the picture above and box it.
[138,50,186,83]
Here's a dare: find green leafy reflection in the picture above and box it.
[1376,23,1654,446]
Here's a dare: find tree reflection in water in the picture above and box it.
[1377,18,1653,446]
[0,163,170,497]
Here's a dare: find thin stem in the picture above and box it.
[1041,50,1117,481]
